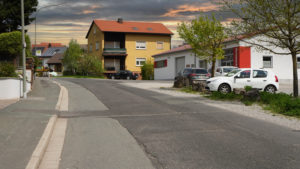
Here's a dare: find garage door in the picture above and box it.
[175,56,185,75]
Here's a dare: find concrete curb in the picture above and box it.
[25,115,58,169]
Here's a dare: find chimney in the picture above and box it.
[117,18,123,23]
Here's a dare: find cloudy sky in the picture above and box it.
[26,0,235,45]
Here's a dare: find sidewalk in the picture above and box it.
[0,78,60,169]
[0,99,18,110]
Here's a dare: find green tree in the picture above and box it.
[78,54,103,76]
[141,61,154,80]
[63,39,82,74]
[223,0,300,97]
[0,0,38,33]
[177,15,227,77]
[0,31,32,61]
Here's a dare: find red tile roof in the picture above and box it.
[152,44,192,57]
[86,19,173,38]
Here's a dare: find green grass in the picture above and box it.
[178,85,300,118]
[57,75,105,79]
[209,91,300,118]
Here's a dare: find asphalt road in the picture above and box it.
[59,78,300,169]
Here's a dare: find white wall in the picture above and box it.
[0,79,31,99]
[154,50,220,80]
[239,35,300,82]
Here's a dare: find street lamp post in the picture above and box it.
[21,0,27,98]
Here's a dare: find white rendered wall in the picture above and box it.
[239,35,300,82]
[0,79,31,99]
[154,50,219,80]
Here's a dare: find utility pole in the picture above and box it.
[21,0,27,98]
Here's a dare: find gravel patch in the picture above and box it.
[122,82,300,130]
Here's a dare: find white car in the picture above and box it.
[49,72,58,77]
[206,68,279,93]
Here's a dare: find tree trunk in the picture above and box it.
[211,56,216,77]
[292,52,299,97]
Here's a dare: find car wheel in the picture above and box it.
[218,83,231,94]
[264,85,276,93]
[111,76,115,80]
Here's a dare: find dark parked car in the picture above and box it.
[176,68,210,84]
[109,70,138,80]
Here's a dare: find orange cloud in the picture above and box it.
[162,2,219,17]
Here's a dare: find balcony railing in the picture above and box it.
[103,48,127,55]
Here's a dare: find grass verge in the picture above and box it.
[177,86,300,118]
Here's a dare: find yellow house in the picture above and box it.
[86,18,173,75]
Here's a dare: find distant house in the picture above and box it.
[47,53,64,72]
[86,18,173,75]
[40,47,66,68]
[32,42,64,57]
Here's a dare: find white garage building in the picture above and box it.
[153,35,300,82]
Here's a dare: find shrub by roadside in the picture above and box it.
[0,62,17,77]
[208,91,300,117]
[141,62,154,80]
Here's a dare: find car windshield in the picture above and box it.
[193,69,208,74]
[226,69,241,77]
[223,68,237,73]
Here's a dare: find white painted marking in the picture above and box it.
[53,80,69,111]
[25,115,58,169]
[38,118,68,169]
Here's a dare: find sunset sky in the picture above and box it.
[26,0,236,45]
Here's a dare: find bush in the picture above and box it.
[141,61,154,80]
[260,92,300,116]
[77,55,103,76]
[0,62,17,77]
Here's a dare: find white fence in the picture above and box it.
[0,78,31,99]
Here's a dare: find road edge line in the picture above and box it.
[25,115,58,169]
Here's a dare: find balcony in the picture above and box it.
[103,48,127,56]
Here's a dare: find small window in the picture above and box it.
[237,70,251,78]
[136,58,146,66]
[297,57,300,68]
[132,27,139,30]
[199,60,207,69]
[93,27,96,34]
[136,41,146,49]
[253,70,268,78]
[263,56,272,68]
[147,28,153,31]
[89,44,93,52]
[155,60,167,68]
[157,41,163,50]
[96,42,99,51]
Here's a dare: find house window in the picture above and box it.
[136,41,146,49]
[263,56,272,68]
[89,44,93,52]
[96,42,99,51]
[154,60,167,68]
[157,41,164,50]
[199,60,207,69]
[297,57,300,68]
[93,27,96,34]
[221,48,234,66]
[136,58,146,66]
